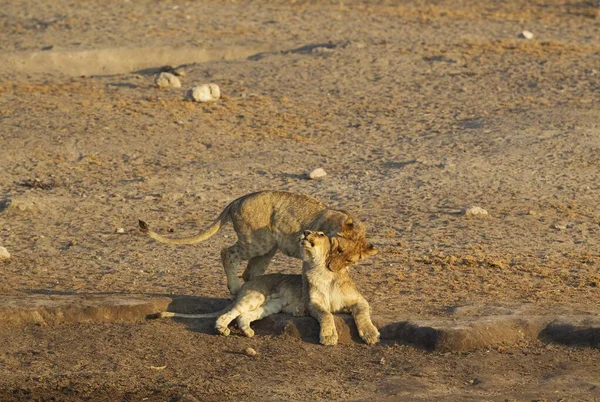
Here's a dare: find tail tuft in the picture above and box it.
[146,312,162,319]
[139,220,149,233]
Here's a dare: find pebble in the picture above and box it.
[155,72,181,89]
[308,168,327,180]
[115,228,125,234]
[0,246,10,261]
[462,206,488,217]
[187,83,220,102]
[552,223,567,231]
[244,347,257,357]
[172,66,187,77]
[519,31,534,40]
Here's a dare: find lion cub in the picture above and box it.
[139,191,377,296]
[150,231,379,346]
[301,230,380,346]
[150,273,303,338]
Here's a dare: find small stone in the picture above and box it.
[244,347,257,357]
[308,168,327,180]
[462,206,488,217]
[155,72,182,89]
[187,83,220,102]
[519,31,534,40]
[379,357,386,365]
[552,223,567,231]
[172,66,187,77]
[527,210,537,216]
[0,246,10,261]
[115,228,125,234]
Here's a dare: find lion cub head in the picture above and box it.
[301,230,375,272]
[321,211,378,271]
[327,235,377,272]
[300,231,331,265]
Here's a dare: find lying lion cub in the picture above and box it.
[139,191,377,296]
[149,231,379,346]
[150,272,303,338]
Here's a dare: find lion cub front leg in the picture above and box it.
[308,297,338,346]
[293,275,309,317]
[350,298,380,345]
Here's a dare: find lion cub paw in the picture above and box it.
[319,327,338,346]
[228,283,241,299]
[240,327,255,338]
[215,323,231,336]
[359,325,380,345]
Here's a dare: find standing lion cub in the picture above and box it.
[149,231,379,346]
[139,191,377,296]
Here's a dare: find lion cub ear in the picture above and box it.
[330,237,340,253]
[343,218,354,229]
[362,243,378,257]
[327,237,344,272]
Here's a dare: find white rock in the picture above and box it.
[308,168,327,180]
[0,246,10,261]
[244,347,257,357]
[519,31,534,40]
[155,72,182,89]
[187,83,220,102]
[115,228,125,234]
[462,206,488,217]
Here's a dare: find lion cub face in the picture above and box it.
[301,230,372,272]
[300,231,331,264]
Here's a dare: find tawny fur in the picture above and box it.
[149,231,379,346]
[139,191,377,296]
[301,231,380,346]
[151,273,304,338]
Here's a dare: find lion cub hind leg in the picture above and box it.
[241,246,278,282]
[221,244,244,297]
[215,291,266,336]
[236,298,284,337]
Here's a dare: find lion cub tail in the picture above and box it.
[147,307,230,320]
[138,201,233,245]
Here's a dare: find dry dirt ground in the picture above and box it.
[1,0,600,400]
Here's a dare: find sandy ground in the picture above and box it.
[1,0,600,400]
